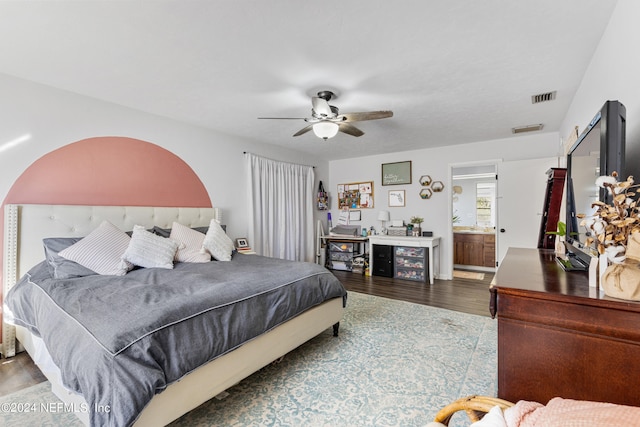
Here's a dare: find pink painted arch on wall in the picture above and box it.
[3,136,212,207]
[0,137,211,342]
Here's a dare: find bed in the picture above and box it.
[1,204,346,427]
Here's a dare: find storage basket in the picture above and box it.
[387,226,407,236]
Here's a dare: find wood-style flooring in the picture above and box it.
[333,269,494,317]
[0,269,493,398]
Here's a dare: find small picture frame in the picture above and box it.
[235,238,249,249]
[389,190,406,207]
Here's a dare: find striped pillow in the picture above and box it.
[122,225,180,269]
[169,222,211,263]
[202,219,234,261]
[58,220,133,276]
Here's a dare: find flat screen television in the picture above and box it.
[565,100,626,268]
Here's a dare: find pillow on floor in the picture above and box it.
[58,220,133,276]
[169,222,211,263]
[122,225,180,269]
[202,219,234,261]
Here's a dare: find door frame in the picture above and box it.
[447,159,501,280]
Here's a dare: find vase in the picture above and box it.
[588,254,609,289]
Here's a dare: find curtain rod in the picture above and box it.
[243,151,315,168]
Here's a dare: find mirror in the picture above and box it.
[452,165,496,229]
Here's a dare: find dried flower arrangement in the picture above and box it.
[579,172,640,263]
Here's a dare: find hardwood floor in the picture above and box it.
[333,269,494,317]
[0,269,493,398]
[0,351,47,397]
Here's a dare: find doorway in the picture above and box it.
[450,162,498,276]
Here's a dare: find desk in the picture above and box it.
[368,235,440,284]
[492,247,640,406]
[323,236,368,272]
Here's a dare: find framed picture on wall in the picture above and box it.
[389,190,406,207]
[382,161,412,185]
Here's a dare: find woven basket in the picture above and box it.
[387,226,407,236]
[433,395,514,425]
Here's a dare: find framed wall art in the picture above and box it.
[382,161,412,186]
[388,190,406,207]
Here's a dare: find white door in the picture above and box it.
[496,157,559,264]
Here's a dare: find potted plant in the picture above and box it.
[410,216,424,236]
[546,221,566,254]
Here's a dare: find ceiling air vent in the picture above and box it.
[512,124,544,134]
[531,91,557,104]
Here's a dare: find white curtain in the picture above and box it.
[246,153,315,262]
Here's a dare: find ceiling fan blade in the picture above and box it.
[338,122,364,137]
[293,124,314,137]
[312,97,333,118]
[340,110,393,122]
[258,117,306,120]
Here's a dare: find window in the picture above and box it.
[476,182,496,227]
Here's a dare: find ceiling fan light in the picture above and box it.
[313,122,339,140]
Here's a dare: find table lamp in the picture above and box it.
[378,210,390,235]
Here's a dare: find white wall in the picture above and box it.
[0,73,329,240]
[329,132,561,278]
[560,0,640,166]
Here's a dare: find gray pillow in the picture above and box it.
[151,226,171,238]
[43,237,98,279]
[152,225,217,237]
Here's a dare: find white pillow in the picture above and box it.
[470,405,507,427]
[202,219,234,261]
[58,220,133,276]
[169,222,211,263]
[122,225,179,269]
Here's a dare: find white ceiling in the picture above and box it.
[0,1,618,160]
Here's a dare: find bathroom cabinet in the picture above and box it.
[453,232,495,267]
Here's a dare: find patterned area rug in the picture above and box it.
[453,270,486,280]
[0,292,496,427]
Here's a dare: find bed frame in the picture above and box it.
[2,204,344,426]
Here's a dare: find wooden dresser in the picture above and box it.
[491,248,640,406]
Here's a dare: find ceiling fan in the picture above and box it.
[259,90,393,140]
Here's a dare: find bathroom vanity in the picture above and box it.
[453,228,495,268]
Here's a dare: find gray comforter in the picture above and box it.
[5,254,347,427]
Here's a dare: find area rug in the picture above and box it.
[0,292,497,427]
[453,270,486,280]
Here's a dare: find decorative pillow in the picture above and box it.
[202,219,234,261]
[151,226,171,238]
[58,220,133,276]
[43,237,98,279]
[153,225,216,238]
[470,405,507,427]
[122,225,180,269]
[169,222,211,263]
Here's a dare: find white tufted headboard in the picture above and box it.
[2,204,219,357]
